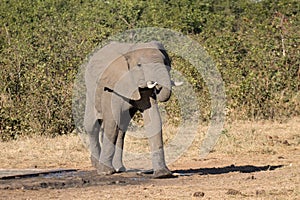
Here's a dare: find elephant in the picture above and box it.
[84,41,175,178]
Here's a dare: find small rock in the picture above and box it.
[193,191,205,197]
[256,189,266,195]
[226,189,241,195]
[282,140,290,146]
[246,175,256,180]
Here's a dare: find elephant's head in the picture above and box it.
[98,41,172,102]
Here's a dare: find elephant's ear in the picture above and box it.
[97,55,141,101]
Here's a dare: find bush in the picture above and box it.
[1,0,299,140]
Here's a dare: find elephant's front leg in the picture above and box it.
[143,99,172,178]
[97,120,118,175]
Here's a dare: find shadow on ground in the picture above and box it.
[173,164,284,175]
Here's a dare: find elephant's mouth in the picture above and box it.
[146,81,157,89]
[137,80,172,102]
[142,81,171,102]
[138,80,158,89]
[139,81,164,93]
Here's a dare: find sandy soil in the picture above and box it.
[0,117,299,199]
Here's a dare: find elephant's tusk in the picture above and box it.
[147,81,157,88]
[171,81,184,86]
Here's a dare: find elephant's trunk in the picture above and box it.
[142,62,172,102]
[156,86,171,102]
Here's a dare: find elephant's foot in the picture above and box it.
[97,164,116,175]
[96,162,116,175]
[115,166,126,173]
[91,156,115,175]
[113,161,126,173]
[153,168,173,178]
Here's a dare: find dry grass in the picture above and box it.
[1,117,299,199]
[0,134,90,169]
[1,118,299,169]
[216,117,300,155]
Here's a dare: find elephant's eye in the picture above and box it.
[137,63,142,67]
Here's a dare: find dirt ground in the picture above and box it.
[0,118,299,199]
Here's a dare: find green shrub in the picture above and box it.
[1,0,299,140]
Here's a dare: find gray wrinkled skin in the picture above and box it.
[84,41,173,178]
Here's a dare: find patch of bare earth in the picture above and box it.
[0,117,299,199]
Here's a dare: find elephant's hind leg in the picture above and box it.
[112,130,126,172]
[97,120,118,175]
[112,107,137,173]
[87,120,102,169]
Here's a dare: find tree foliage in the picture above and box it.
[1,0,299,140]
